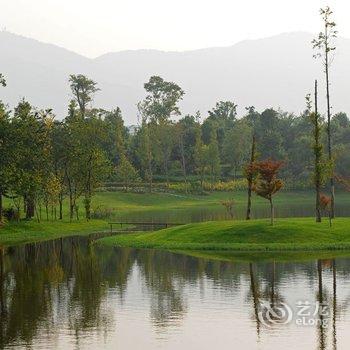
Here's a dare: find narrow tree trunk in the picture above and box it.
[179,136,187,191]
[25,196,35,219]
[84,194,91,221]
[314,80,322,222]
[246,186,252,220]
[0,247,4,317]
[325,34,335,218]
[69,196,74,222]
[246,135,256,220]
[269,197,274,226]
[0,190,3,223]
[58,193,63,220]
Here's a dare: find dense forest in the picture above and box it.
[1,71,350,222]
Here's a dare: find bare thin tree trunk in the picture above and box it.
[269,197,274,226]
[246,135,256,220]
[58,192,63,220]
[314,80,322,222]
[0,190,3,223]
[325,25,335,219]
[179,135,187,191]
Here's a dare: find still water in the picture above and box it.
[1,236,350,349]
[118,201,350,223]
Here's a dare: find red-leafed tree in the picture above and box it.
[253,160,284,226]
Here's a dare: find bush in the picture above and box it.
[3,207,20,221]
[202,180,247,191]
[91,206,114,220]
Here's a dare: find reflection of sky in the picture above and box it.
[3,243,350,349]
[48,262,350,350]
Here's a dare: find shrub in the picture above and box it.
[91,206,114,220]
[3,207,20,221]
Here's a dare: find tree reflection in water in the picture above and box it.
[0,238,349,349]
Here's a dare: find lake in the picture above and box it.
[1,235,350,349]
[117,200,350,223]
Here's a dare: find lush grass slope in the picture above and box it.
[0,220,108,246]
[99,218,350,251]
[1,190,350,247]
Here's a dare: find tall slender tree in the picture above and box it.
[307,82,323,222]
[312,6,337,218]
[245,134,257,220]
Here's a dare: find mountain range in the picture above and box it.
[1,31,349,124]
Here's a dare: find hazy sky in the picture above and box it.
[1,0,348,57]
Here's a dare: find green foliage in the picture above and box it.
[116,155,140,191]
[0,73,6,87]
[69,74,99,117]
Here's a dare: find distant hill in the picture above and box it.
[1,31,349,123]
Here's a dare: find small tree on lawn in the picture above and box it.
[253,160,284,226]
[221,199,235,219]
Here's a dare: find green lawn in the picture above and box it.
[98,217,350,251]
[0,219,108,246]
[1,190,350,247]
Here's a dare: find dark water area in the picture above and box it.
[119,202,350,223]
[1,236,350,349]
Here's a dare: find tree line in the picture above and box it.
[0,7,347,224]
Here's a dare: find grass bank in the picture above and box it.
[1,190,350,247]
[0,220,108,246]
[98,218,350,251]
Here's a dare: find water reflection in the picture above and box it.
[119,202,350,223]
[1,238,350,349]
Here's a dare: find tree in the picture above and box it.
[104,108,127,166]
[0,74,6,87]
[136,119,154,192]
[116,155,139,192]
[175,122,188,188]
[312,6,337,218]
[207,129,221,187]
[253,160,284,225]
[11,100,49,219]
[205,101,237,155]
[307,82,325,222]
[223,119,252,178]
[221,199,235,219]
[194,125,208,188]
[0,102,11,223]
[138,76,184,186]
[138,76,184,123]
[244,134,258,220]
[69,74,99,118]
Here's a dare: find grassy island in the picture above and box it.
[98,217,350,251]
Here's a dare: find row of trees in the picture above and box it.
[0,70,349,222]
[0,7,347,223]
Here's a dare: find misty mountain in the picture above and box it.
[1,31,349,124]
